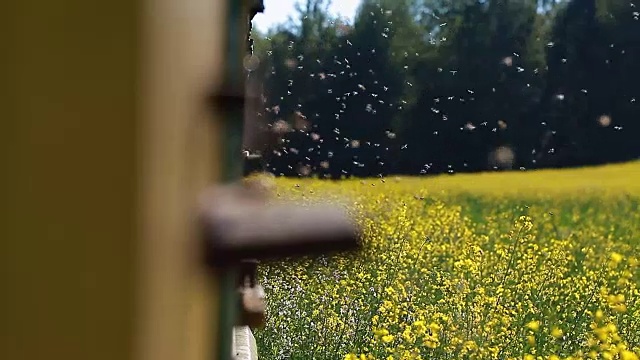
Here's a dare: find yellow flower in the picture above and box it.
[595,327,609,342]
[413,320,426,335]
[382,334,394,343]
[402,326,412,342]
[610,252,623,263]
[463,340,477,351]
[424,338,438,348]
[526,320,540,331]
[527,335,535,346]
[428,322,441,332]
[595,309,604,320]
[614,304,627,313]
[374,328,389,338]
[551,327,563,339]
[621,350,639,360]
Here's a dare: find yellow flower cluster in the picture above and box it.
[252,163,640,360]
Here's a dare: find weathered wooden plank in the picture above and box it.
[232,326,259,360]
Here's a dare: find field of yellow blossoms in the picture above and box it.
[252,161,640,360]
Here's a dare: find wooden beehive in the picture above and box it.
[3,1,228,359]
[3,2,359,360]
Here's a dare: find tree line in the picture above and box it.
[245,0,640,178]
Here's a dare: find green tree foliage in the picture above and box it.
[538,0,640,167]
[247,0,640,177]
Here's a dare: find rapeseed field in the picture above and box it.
[252,161,640,360]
